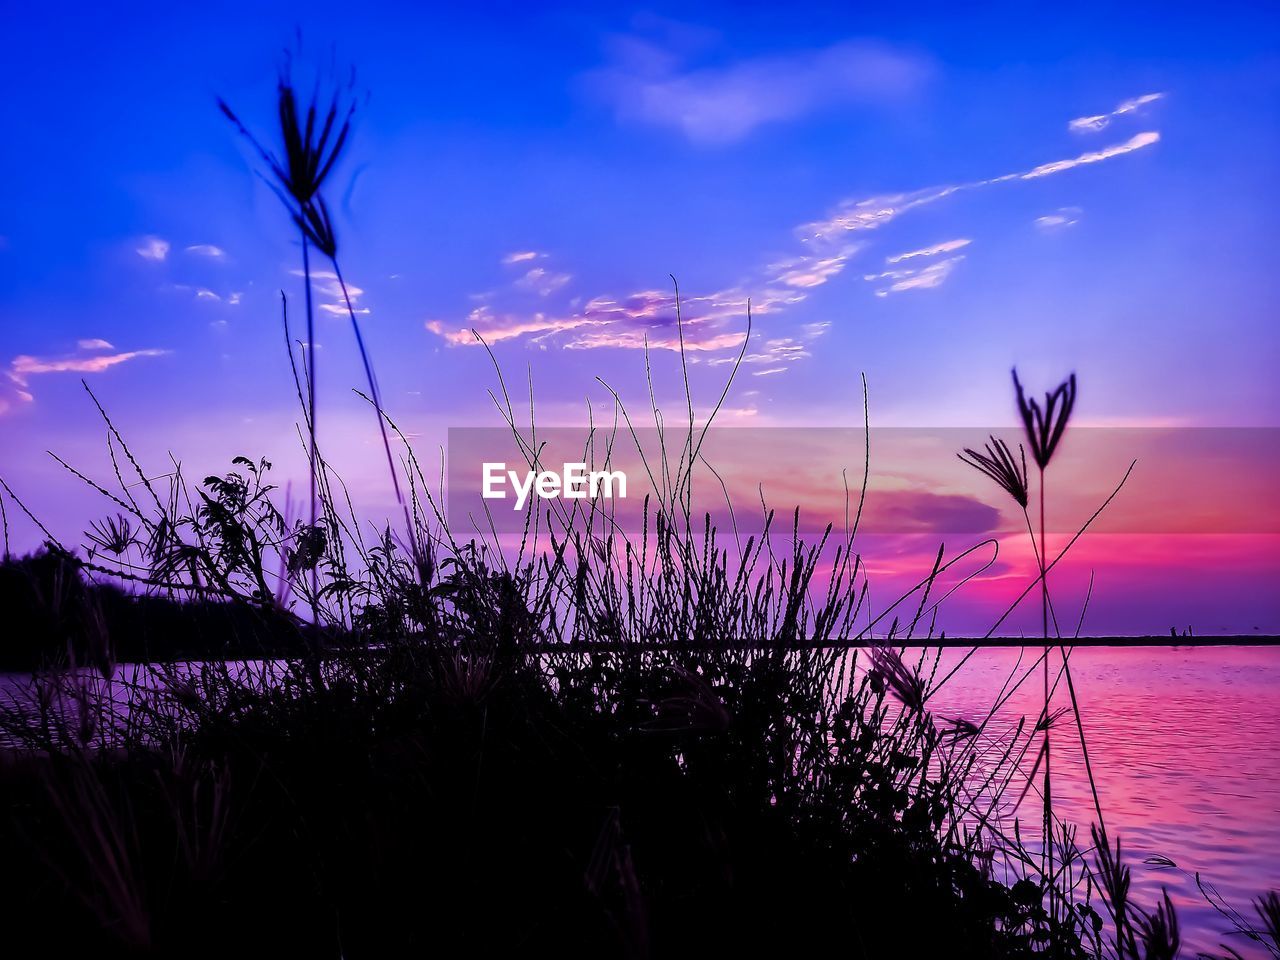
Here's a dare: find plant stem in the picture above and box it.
[333,263,404,510]
[1040,465,1054,921]
[300,228,323,683]
[301,232,317,543]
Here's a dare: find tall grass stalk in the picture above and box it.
[218,54,358,623]
[1012,368,1077,918]
[0,51,1265,959]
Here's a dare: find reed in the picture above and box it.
[0,48,1272,960]
[1014,368,1077,919]
[218,51,357,614]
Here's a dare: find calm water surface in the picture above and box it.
[928,644,1280,959]
[2,646,1276,955]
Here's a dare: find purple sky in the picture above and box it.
[1,2,1277,633]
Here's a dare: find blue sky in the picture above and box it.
[1,1,1278,630]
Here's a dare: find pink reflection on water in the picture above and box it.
[929,644,1280,959]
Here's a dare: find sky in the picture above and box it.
[1,1,1277,633]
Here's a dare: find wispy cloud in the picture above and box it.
[168,284,233,304]
[801,131,1159,244]
[1068,92,1164,134]
[565,327,747,352]
[291,269,370,316]
[886,238,970,263]
[769,247,859,289]
[427,306,602,347]
[516,267,572,297]
[866,256,963,297]
[185,243,226,259]
[799,186,960,244]
[0,373,34,417]
[707,322,828,371]
[502,250,542,265]
[136,235,170,261]
[428,289,751,353]
[426,122,1158,366]
[6,343,169,411]
[587,33,930,145]
[1035,207,1082,231]
[1021,132,1160,179]
[11,348,169,378]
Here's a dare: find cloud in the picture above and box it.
[707,330,821,370]
[771,251,855,289]
[801,131,1159,244]
[0,373,34,417]
[136,236,170,261]
[588,35,930,145]
[562,290,749,352]
[428,289,752,353]
[427,306,603,347]
[168,284,235,304]
[867,256,963,297]
[185,243,226,259]
[1035,207,1082,231]
[886,237,971,263]
[1068,92,1164,134]
[565,328,746,352]
[798,185,961,244]
[516,267,572,297]
[11,348,169,378]
[292,269,370,316]
[502,251,542,265]
[6,343,169,410]
[426,122,1157,365]
[1021,131,1160,179]
[861,490,1002,535]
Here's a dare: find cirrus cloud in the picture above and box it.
[11,348,169,378]
[1035,207,1082,231]
[4,342,169,413]
[135,235,170,261]
[426,112,1160,370]
[587,33,931,145]
[1068,92,1164,134]
[886,238,971,264]
[185,243,227,259]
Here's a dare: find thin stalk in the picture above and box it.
[1039,465,1054,922]
[301,231,318,545]
[300,229,324,685]
[332,262,405,512]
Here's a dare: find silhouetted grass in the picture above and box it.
[1,344,1247,957]
[0,48,1273,960]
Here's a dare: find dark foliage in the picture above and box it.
[0,551,308,670]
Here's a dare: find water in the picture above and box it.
[2,646,1277,955]
[928,644,1280,958]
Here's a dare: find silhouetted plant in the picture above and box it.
[219,54,357,582]
[958,435,1030,508]
[221,55,409,575]
[85,514,138,559]
[0,45,1248,960]
[1012,367,1078,922]
[1014,369,1077,470]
